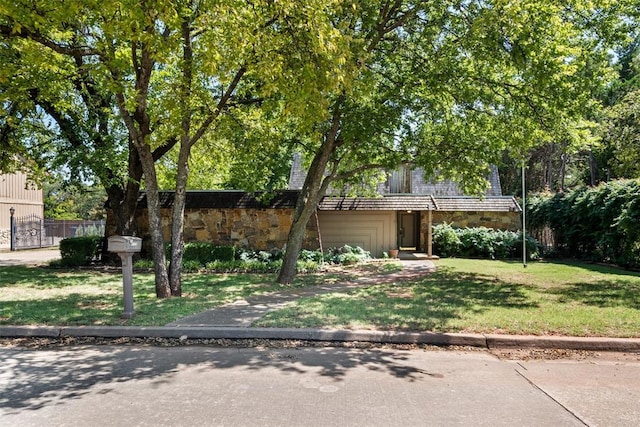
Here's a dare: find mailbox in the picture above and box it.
[108,236,142,253]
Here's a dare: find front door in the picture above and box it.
[398,212,418,250]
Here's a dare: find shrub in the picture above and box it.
[324,245,372,264]
[133,259,154,269]
[182,259,203,272]
[163,242,236,265]
[182,243,235,265]
[237,248,277,263]
[432,222,461,257]
[528,179,640,268]
[432,224,538,260]
[204,260,283,273]
[59,236,102,266]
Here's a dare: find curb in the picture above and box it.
[2,326,640,351]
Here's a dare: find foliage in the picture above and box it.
[203,259,323,274]
[44,178,108,220]
[1,0,353,297]
[599,89,640,179]
[133,259,154,269]
[323,245,372,265]
[432,223,461,257]
[183,243,236,264]
[73,223,105,237]
[277,0,633,283]
[432,224,538,260]
[59,236,102,267]
[527,179,640,267]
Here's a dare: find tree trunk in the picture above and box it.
[559,152,567,191]
[277,105,342,284]
[168,141,192,297]
[137,143,171,298]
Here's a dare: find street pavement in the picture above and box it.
[1,345,639,427]
[0,248,60,266]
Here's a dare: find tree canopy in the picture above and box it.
[2,0,636,287]
[1,0,353,296]
[271,0,634,283]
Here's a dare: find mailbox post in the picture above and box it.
[107,236,142,319]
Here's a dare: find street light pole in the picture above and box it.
[9,206,16,251]
[522,161,527,268]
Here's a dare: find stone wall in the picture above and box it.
[431,210,521,231]
[129,207,319,256]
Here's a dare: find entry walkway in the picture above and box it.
[167,260,436,327]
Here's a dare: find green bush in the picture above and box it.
[204,260,283,273]
[182,242,235,265]
[164,242,235,265]
[528,179,640,268]
[59,236,103,266]
[133,259,154,269]
[432,224,537,260]
[324,245,372,264]
[432,222,461,257]
[182,259,203,272]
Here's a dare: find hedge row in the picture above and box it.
[59,236,103,266]
[136,244,372,273]
[432,223,538,260]
[527,179,640,268]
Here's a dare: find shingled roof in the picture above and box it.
[317,195,521,212]
[432,196,521,212]
[137,190,300,209]
[317,195,437,211]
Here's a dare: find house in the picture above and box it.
[0,171,45,250]
[126,157,521,258]
[289,154,520,257]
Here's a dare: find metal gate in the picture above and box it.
[10,214,54,250]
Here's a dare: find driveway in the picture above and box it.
[0,248,60,266]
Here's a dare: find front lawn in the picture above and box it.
[0,265,364,326]
[2,259,639,337]
[254,259,640,337]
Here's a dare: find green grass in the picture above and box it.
[0,263,371,327]
[3,259,640,337]
[254,259,640,338]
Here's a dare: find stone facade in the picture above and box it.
[131,207,319,255]
[431,210,521,231]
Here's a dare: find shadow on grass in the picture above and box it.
[0,266,120,289]
[1,294,122,325]
[550,280,640,309]
[257,267,537,331]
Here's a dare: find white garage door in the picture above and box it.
[317,211,396,257]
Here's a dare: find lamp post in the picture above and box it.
[521,161,527,268]
[9,207,16,251]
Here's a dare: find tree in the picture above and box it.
[0,1,176,238]
[276,0,629,283]
[44,177,107,220]
[599,89,640,178]
[1,0,349,297]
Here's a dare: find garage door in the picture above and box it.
[317,211,396,257]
